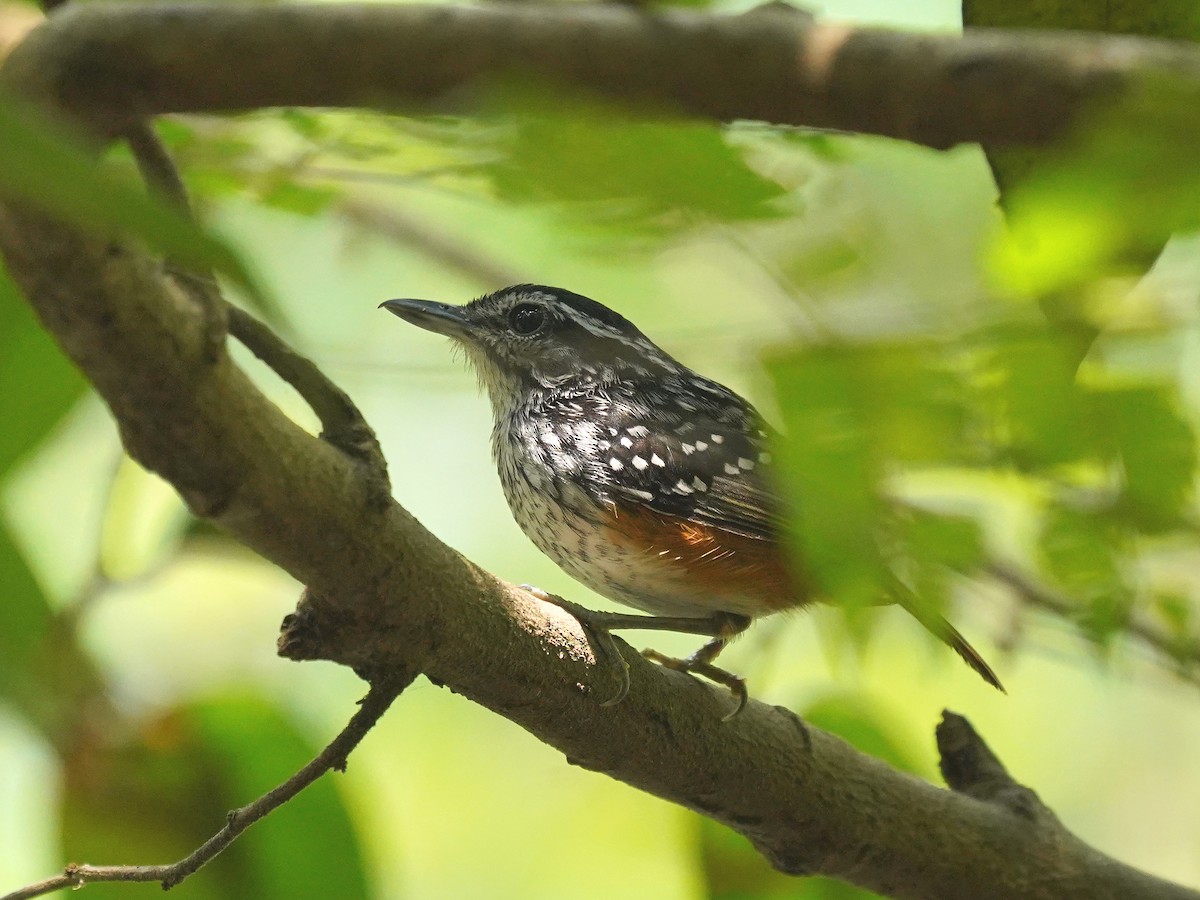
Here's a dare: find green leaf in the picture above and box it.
[0,520,52,700]
[484,110,786,230]
[0,262,85,477]
[891,508,985,621]
[0,95,268,306]
[766,345,886,609]
[1039,505,1128,643]
[99,457,190,581]
[1096,385,1196,530]
[977,329,1093,468]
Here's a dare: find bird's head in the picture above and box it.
[382,284,678,407]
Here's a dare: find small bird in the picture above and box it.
[382,285,1002,715]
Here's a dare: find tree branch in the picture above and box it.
[0,674,413,900]
[4,3,1200,149]
[3,5,1199,898]
[987,563,1200,688]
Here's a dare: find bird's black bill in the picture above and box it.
[380,298,471,338]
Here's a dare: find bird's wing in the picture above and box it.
[574,384,786,543]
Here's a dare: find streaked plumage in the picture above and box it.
[383,285,1002,700]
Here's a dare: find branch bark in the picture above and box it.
[5,2,1200,148]
[3,5,1199,898]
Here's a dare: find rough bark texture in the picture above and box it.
[2,5,1199,898]
[5,3,1200,147]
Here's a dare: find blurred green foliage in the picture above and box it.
[61,697,369,900]
[0,98,268,305]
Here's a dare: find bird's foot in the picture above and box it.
[642,645,749,721]
[521,585,631,707]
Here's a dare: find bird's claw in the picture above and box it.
[642,648,748,721]
[522,585,631,707]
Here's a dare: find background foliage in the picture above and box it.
[1,0,1199,897]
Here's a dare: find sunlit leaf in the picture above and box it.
[99,458,190,581]
[258,179,339,217]
[988,82,1200,299]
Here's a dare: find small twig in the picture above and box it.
[1,675,412,900]
[117,118,390,494]
[124,121,193,214]
[226,304,389,499]
[986,562,1200,687]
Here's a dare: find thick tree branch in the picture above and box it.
[3,5,1200,898]
[1,199,1195,900]
[4,3,1200,149]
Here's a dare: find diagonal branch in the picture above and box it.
[2,191,1195,900]
[1,674,413,900]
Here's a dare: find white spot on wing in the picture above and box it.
[610,458,624,471]
[692,477,708,492]
[674,479,694,494]
[620,436,633,448]
[738,457,755,470]
[711,434,724,444]
[632,455,648,470]
[650,453,665,467]
[682,443,695,454]
[695,440,708,451]
[724,463,739,475]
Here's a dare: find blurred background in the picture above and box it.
[2,0,1200,897]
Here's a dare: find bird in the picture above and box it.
[381,285,1003,716]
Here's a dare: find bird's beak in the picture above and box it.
[379,298,472,339]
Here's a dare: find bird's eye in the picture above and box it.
[509,303,546,336]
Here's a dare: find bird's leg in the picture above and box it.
[641,614,751,721]
[523,586,750,716]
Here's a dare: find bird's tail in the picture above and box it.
[888,575,1005,692]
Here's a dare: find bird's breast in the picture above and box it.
[492,410,794,618]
